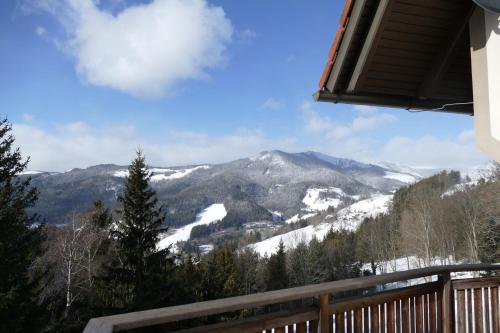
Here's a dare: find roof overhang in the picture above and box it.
[315,0,476,115]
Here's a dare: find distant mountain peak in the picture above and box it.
[303,151,374,169]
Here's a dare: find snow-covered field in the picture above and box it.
[150,165,210,181]
[251,193,393,255]
[113,165,210,181]
[285,213,317,224]
[157,203,227,251]
[302,187,359,212]
[335,194,392,230]
[302,188,343,211]
[249,223,332,256]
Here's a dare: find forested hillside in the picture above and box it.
[356,169,500,272]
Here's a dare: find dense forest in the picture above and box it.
[1,118,499,333]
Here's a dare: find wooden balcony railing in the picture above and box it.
[83,264,500,333]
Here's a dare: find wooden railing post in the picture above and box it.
[319,294,330,333]
[439,272,454,333]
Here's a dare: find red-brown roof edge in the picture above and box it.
[318,0,354,90]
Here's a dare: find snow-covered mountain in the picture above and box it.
[22,150,423,252]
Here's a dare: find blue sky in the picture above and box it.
[1,0,488,171]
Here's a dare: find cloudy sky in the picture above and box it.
[1,0,489,171]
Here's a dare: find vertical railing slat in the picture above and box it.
[388,301,395,333]
[354,308,363,333]
[485,288,491,333]
[347,310,352,333]
[364,308,370,333]
[319,294,330,333]
[475,289,484,333]
[467,289,473,333]
[337,312,346,333]
[410,297,416,333]
[403,298,411,333]
[491,287,499,333]
[424,294,429,333]
[440,273,453,333]
[416,295,423,333]
[457,289,466,333]
[297,322,307,333]
[430,292,437,333]
[372,304,380,333]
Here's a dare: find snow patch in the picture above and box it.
[336,194,393,230]
[113,170,129,178]
[18,170,44,175]
[285,214,300,224]
[112,165,210,181]
[150,165,210,182]
[157,203,227,251]
[384,172,417,183]
[249,223,332,256]
[270,211,283,222]
[442,181,478,197]
[199,244,214,254]
[302,187,347,212]
[285,213,317,224]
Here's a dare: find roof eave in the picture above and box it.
[313,90,473,115]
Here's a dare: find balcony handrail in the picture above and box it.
[83,263,500,333]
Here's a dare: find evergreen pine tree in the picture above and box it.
[177,254,202,304]
[102,150,175,311]
[200,242,239,300]
[90,200,113,229]
[265,239,288,290]
[0,118,46,332]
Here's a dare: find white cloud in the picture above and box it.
[300,101,396,139]
[12,119,489,172]
[378,134,489,169]
[298,102,488,169]
[261,98,284,110]
[33,0,233,98]
[12,121,299,172]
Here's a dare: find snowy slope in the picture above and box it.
[251,193,393,255]
[383,172,417,184]
[112,165,210,181]
[157,203,227,251]
[302,187,346,211]
[150,166,210,181]
[376,162,423,178]
[285,213,317,224]
[441,181,478,197]
[249,223,332,256]
[18,170,45,175]
[335,194,393,230]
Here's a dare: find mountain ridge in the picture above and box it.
[23,151,420,228]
